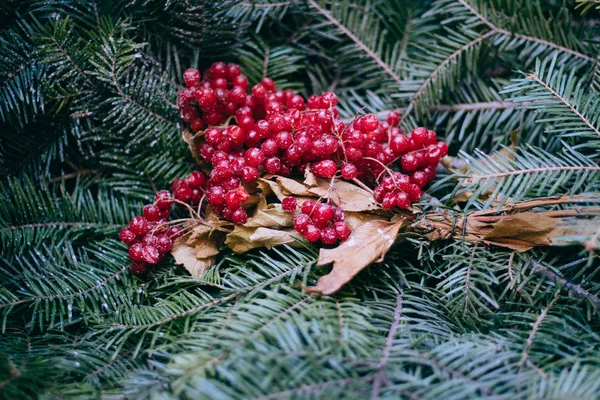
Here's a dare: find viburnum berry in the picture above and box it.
[130,216,150,236]
[312,159,337,178]
[304,225,321,242]
[143,205,161,222]
[226,191,242,209]
[333,221,351,240]
[119,227,137,246]
[183,68,201,87]
[231,208,248,224]
[129,243,145,262]
[320,227,337,245]
[293,214,311,234]
[155,234,173,253]
[301,199,316,215]
[130,261,146,275]
[386,111,400,127]
[282,197,297,212]
[207,186,226,205]
[312,204,334,228]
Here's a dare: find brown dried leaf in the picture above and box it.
[246,203,294,228]
[483,212,557,252]
[225,226,301,254]
[308,178,379,212]
[172,235,217,277]
[306,219,404,295]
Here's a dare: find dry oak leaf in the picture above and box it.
[225,226,301,254]
[306,219,404,295]
[245,203,294,228]
[172,234,218,277]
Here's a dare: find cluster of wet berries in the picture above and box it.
[282,197,351,245]
[119,191,183,275]
[177,62,447,223]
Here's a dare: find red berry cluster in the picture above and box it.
[285,198,351,245]
[177,62,447,219]
[119,190,183,275]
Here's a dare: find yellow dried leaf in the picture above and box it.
[483,212,557,252]
[307,178,379,212]
[172,235,217,277]
[225,226,301,254]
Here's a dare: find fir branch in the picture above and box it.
[306,0,402,84]
[518,293,559,370]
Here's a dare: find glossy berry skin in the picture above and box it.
[293,214,311,234]
[264,157,281,174]
[401,153,418,171]
[226,191,242,209]
[301,200,316,215]
[386,111,400,127]
[304,225,321,242]
[155,190,174,210]
[143,205,162,222]
[232,208,248,224]
[207,186,227,205]
[142,245,160,265]
[409,184,422,202]
[130,216,150,236]
[341,163,358,180]
[167,226,184,240]
[245,148,265,167]
[312,204,334,227]
[183,68,201,87]
[333,222,351,240]
[312,160,337,179]
[156,235,173,253]
[130,261,146,275]
[129,243,145,262]
[282,197,297,212]
[320,227,338,245]
[119,227,138,246]
[395,192,411,209]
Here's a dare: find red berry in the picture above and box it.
[210,61,227,78]
[264,157,282,174]
[261,139,279,156]
[426,145,442,166]
[304,225,321,242]
[245,148,265,167]
[226,191,242,209]
[411,127,428,146]
[141,234,159,248]
[437,141,449,157]
[390,134,409,155]
[276,131,293,149]
[395,192,411,209]
[143,205,161,222]
[130,216,150,236]
[155,234,173,253]
[301,199,316,215]
[325,209,341,224]
[373,186,386,203]
[119,227,137,245]
[425,130,437,145]
[320,227,338,245]
[180,105,198,122]
[359,115,379,132]
[142,245,160,265]
[312,204,334,227]
[333,222,351,240]
[237,186,250,203]
[409,184,422,202]
[401,153,418,171]
[129,243,145,261]
[231,208,248,225]
[282,197,297,212]
[227,63,242,79]
[196,87,217,110]
[312,160,337,179]
[261,77,275,91]
[241,166,259,183]
[382,193,395,209]
[411,171,429,188]
[190,119,205,132]
[187,171,207,189]
[320,92,338,107]
[174,183,193,202]
[207,186,226,205]
[293,214,311,234]
[386,111,400,127]
[130,261,146,275]
[183,68,200,87]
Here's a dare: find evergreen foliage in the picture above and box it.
[0,0,599,398]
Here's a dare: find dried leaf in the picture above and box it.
[246,203,294,228]
[483,212,557,252]
[225,226,301,254]
[306,220,404,295]
[308,178,379,212]
[172,235,217,277]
